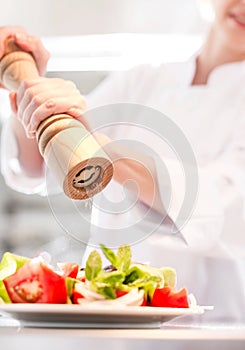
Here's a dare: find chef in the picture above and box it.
[1,0,245,322]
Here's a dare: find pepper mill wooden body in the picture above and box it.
[0,39,113,199]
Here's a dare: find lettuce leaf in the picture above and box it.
[81,245,176,301]
[0,252,30,280]
[85,250,102,281]
[116,245,132,272]
[100,244,131,272]
[0,281,11,303]
[100,244,118,267]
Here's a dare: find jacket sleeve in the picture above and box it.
[0,115,61,195]
[155,112,245,258]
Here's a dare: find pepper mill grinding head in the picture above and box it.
[0,38,113,200]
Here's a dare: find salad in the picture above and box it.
[0,244,191,308]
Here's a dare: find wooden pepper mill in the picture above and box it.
[0,38,113,200]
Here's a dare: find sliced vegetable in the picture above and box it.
[0,252,30,280]
[160,267,177,287]
[149,286,189,308]
[0,252,30,303]
[0,244,192,308]
[3,258,67,303]
[58,262,80,279]
[115,290,128,298]
[0,281,11,303]
[72,289,85,304]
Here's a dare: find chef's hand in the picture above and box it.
[0,25,50,81]
[9,77,87,138]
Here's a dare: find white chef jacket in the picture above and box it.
[2,53,245,322]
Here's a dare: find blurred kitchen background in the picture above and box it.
[0,0,209,263]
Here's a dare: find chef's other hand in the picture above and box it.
[0,25,50,79]
[9,77,87,138]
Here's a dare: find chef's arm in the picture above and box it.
[96,131,227,256]
[10,114,44,177]
[0,111,48,194]
[97,136,165,214]
[113,156,164,213]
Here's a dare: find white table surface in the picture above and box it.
[1,315,245,350]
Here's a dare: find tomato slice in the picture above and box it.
[149,286,189,308]
[58,262,80,279]
[115,290,128,298]
[4,260,67,303]
[72,289,85,304]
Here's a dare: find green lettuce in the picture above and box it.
[100,244,131,272]
[84,244,170,301]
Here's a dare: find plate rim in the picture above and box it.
[0,304,206,328]
[0,303,204,317]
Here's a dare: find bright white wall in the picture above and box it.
[0,0,206,36]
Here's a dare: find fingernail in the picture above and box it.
[26,123,35,133]
[15,32,27,41]
[16,33,32,43]
[27,130,36,139]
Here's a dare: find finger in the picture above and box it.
[16,84,37,126]
[16,77,67,108]
[21,95,56,131]
[16,77,86,131]
[9,91,18,114]
[29,35,50,76]
[25,96,87,138]
[16,78,46,117]
[16,78,69,125]
[26,130,36,139]
[27,95,86,133]
[14,33,50,76]
[0,26,27,58]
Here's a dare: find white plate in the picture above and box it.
[0,304,205,328]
